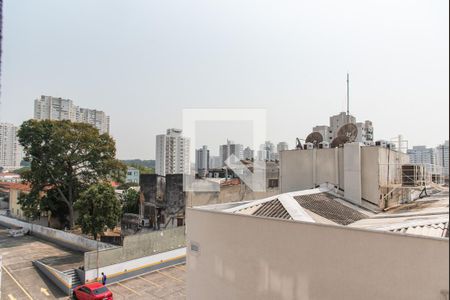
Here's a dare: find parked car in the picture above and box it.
[73,282,113,300]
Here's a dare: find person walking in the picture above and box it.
[101,272,107,285]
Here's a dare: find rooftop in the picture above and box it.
[199,186,449,239]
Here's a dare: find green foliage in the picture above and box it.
[128,163,154,175]
[74,183,121,239]
[17,119,126,227]
[116,182,139,190]
[12,166,30,176]
[121,188,140,215]
[120,159,155,169]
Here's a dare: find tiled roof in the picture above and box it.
[0,182,31,192]
[294,193,368,225]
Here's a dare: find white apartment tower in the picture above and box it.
[34,95,110,134]
[156,129,191,176]
[407,146,437,165]
[0,123,22,169]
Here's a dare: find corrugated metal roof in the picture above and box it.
[252,199,292,220]
[294,193,368,225]
[236,199,292,220]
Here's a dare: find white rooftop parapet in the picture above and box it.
[278,194,315,223]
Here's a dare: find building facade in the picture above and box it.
[219,140,243,166]
[243,147,254,160]
[407,146,437,165]
[34,95,110,134]
[312,112,373,144]
[155,129,190,176]
[436,140,449,177]
[125,167,140,184]
[195,146,210,177]
[0,123,22,170]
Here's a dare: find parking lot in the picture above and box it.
[1,224,84,299]
[1,225,186,299]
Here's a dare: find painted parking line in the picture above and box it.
[2,266,34,300]
[157,270,185,283]
[138,275,163,288]
[172,264,186,271]
[116,282,143,296]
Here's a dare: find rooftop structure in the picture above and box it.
[187,186,449,299]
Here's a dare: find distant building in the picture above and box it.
[436,140,449,177]
[155,129,190,176]
[209,156,222,169]
[0,173,21,183]
[312,112,373,144]
[219,140,243,166]
[195,146,210,177]
[277,142,289,153]
[0,123,22,170]
[34,95,110,134]
[125,167,140,184]
[243,147,254,160]
[407,146,437,165]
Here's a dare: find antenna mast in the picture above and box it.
[346,73,350,116]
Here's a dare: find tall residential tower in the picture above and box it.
[155,129,191,176]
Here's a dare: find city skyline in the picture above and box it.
[1,0,449,159]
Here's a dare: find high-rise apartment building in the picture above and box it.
[243,147,254,160]
[0,123,22,169]
[195,145,210,177]
[219,140,243,166]
[436,140,449,176]
[34,95,110,134]
[407,146,437,165]
[155,129,190,176]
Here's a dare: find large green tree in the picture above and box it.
[74,183,121,239]
[121,188,140,215]
[18,120,126,228]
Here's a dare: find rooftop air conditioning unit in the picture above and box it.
[304,142,314,150]
[375,140,388,148]
[387,143,397,150]
[319,141,330,149]
[364,141,375,146]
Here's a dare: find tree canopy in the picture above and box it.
[17,120,126,228]
[74,183,121,239]
[121,188,140,215]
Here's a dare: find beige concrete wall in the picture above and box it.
[9,189,23,218]
[315,148,338,185]
[84,226,186,270]
[187,209,449,300]
[280,150,314,193]
[187,184,279,207]
[361,146,380,205]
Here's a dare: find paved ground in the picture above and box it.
[0,225,83,300]
[1,225,187,299]
[107,264,186,299]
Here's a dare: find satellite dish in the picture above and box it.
[330,136,349,148]
[337,123,358,142]
[305,132,323,146]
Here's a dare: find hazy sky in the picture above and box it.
[2,0,448,159]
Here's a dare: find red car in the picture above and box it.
[73,282,113,300]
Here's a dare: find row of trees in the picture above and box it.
[17,119,137,239]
